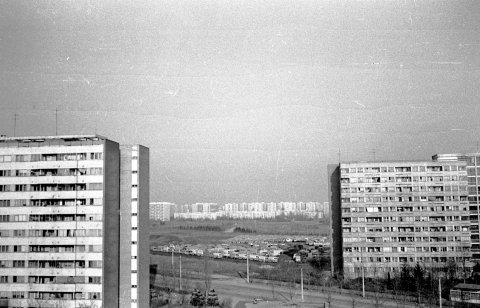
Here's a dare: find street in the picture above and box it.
[202,275,424,308]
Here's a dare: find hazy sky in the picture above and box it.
[1,1,479,204]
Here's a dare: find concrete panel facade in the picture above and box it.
[331,160,473,279]
[0,135,149,308]
[103,139,121,308]
[119,145,149,308]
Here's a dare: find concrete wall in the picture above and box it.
[138,145,150,308]
[119,146,132,308]
[327,164,343,276]
[119,145,150,308]
[103,140,121,308]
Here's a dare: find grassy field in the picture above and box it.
[150,227,237,246]
[150,219,330,246]
[151,253,326,290]
[151,254,265,278]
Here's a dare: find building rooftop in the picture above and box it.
[340,160,466,165]
[452,283,480,291]
[0,134,106,142]
[433,153,480,160]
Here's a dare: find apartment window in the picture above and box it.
[88,277,101,284]
[76,246,86,253]
[13,230,26,237]
[0,215,9,222]
[0,170,12,177]
[88,245,102,253]
[0,276,8,283]
[448,165,458,171]
[13,245,25,252]
[15,185,27,192]
[88,261,102,268]
[30,154,41,161]
[88,183,102,190]
[0,185,12,192]
[88,292,101,300]
[89,168,103,175]
[75,230,86,237]
[14,215,27,222]
[12,276,25,283]
[90,153,103,160]
[15,155,28,162]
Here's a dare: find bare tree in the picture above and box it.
[326,289,332,308]
[219,297,232,308]
[26,298,72,308]
[77,300,102,308]
[203,248,212,301]
[350,297,357,308]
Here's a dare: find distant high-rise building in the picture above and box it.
[149,202,173,221]
[323,201,330,219]
[329,160,472,278]
[434,153,480,262]
[0,135,149,308]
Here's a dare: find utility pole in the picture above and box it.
[301,268,304,302]
[438,277,442,308]
[172,250,175,289]
[361,248,365,298]
[13,113,17,137]
[179,256,182,290]
[246,256,250,283]
[362,264,365,298]
[55,109,58,135]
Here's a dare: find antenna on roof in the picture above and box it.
[338,149,341,164]
[55,109,58,136]
[13,113,17,137]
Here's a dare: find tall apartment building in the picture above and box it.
[329,161,472,278]
[119,145,149,308]
[0,135,149,308]
[149,202,173,221]
[434,153,480,262]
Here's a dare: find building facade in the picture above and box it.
[0,135,149,308]
[149,202,173,221]
[330,161,473,278]
[119,145,150,308]
[174,201,323,220]
[434,153,480,262]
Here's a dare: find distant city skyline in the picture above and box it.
[150,201,329,220]
[1,1,479,204]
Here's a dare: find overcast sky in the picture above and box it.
[1,1,479,204]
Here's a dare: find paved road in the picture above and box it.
[205,275,424,308]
